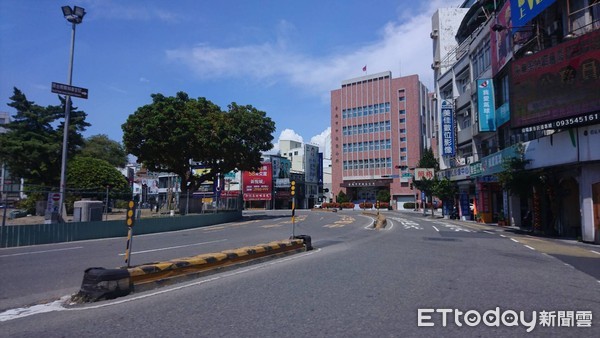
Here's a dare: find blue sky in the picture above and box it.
[0,0,462,155]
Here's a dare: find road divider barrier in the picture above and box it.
[73,236,312,303]
[362,212,387,229]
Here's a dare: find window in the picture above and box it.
[400,147,407,152]
[399,109,406,115]
[400,137,406,142]
[294,151,298,155]
[399,128,406,133]
[569,0,600,34]
[399,118,406,123]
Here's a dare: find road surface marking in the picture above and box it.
[118,239,228,256]
[0,246,83,258]
[483,231,494,235]
[432,226,439,232]
[510,238,520,243]
[591,250,600,256]
[524,245,536,251]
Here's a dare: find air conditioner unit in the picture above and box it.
[432,93,437,99]
[467,156,474,164]
[430,30,439,39]
[431,61,441,69]
[456,158,466,165]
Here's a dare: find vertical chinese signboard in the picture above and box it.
[477,79,496,132]
[243,163,273,201]
[441,100,455,156]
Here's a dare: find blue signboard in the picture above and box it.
[477,79,496,132]
[496,102,510,127]
[440,100,455,156]
[510,0,556,28]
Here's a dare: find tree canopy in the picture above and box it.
[80,134,128,168]
[413,148,439,198]
[121,92,275,192]
[67,156,130,200]
[0,87,89,189]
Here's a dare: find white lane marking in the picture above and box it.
[524,245,536,251]
[510,238,520,243]
[499,234,506,238]
[591,250,600,256]
[0,246,83,258]
[390,217,423,230]
[432,226,439,232]
[117,239,228,256]
[483,231,494,235]
[0,248,321,322]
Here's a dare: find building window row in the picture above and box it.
[343,157,392,170]
[343,139,391,153]
[342,102,390,119]
[342,120,391,135]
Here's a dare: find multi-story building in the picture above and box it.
[279,140,321,208]
[432,0,600,242]
[330,72,431,209]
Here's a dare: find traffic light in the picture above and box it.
[125,200,136,227]
[291,180,296,196]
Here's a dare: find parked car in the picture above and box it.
[313,204,322,209]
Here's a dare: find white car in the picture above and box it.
[313,204,322,209]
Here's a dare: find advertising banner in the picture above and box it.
[440,100,455,156]
[243,163,272,201]
[477,79,496,132]
[510,29,600,131]
[491,1,513,75]
[510,0,556,28]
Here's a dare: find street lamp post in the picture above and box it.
[58,6,86,221]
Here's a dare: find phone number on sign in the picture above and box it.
[555,113,600,128]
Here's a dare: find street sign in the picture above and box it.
[414,168,435,181]
[51,82,89,99]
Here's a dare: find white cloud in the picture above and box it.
[166,1,461,94]
[278,128,304,143]
[266,128,304,155]
[310,127,331,158]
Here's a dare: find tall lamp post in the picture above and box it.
[58,6,86,220]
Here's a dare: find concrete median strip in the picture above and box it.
[73,236,312,303]
[362,212,387,229]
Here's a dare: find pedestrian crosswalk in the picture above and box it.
[389,217,472,232]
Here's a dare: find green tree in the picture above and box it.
[496,143,537,198]
[433,177,457,216]
[0,88,89,189]
[122,92,275,193]
[377,190,390,204]
[66,156,131,204]
[336,190,349,203]
[80,134,128,168]
[413,148,439,215]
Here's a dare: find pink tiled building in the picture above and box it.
[330,71,433,209]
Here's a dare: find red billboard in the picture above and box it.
[242,163,272,201]
[510,29,600,131]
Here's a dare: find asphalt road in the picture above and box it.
[1,210,599,337]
